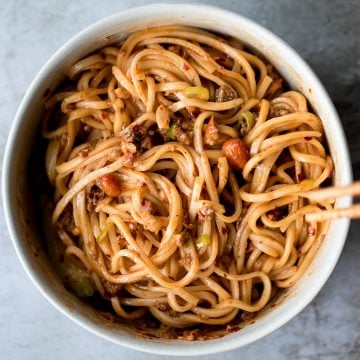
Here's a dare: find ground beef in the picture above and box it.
[121,126,137,143]
[269,106,290,118]
[140,136,152,150]
[183,250,192,266]
[172,116,194,131]
[158,115,195,144]
[181,119,195,131]
[120,125,153,153]
[86,186,105,211]
[173,127,193,145]
[156,303,169,311]
[198,203,214,221]
[215,85,237,102]
[122,151,137,167]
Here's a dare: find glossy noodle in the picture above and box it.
[42,26,360,332]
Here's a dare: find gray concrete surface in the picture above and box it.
[0,1,359,359]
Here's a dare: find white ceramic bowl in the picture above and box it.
[2,3,352,356]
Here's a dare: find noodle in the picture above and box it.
[42,26,359,335]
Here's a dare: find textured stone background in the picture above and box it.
[0,1,359,359]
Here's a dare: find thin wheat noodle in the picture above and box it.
[43,26,360,333]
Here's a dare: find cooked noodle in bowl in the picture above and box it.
[3,4,357,354]
[41,25,360,334]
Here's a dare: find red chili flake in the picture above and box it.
[131,229,137,238]
[304,136,312,141]
[105,254,111,258]
[221,227,228,234]
[139,182,147,188]
[100,111,108,120]
[308,227,316,236]
[183,63,190,71]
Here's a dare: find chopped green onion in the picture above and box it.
[165,123,177,140]
[96,223,109,242]
[70,277,95,297]
[240,111,255,129]
[196,234,211,250]
[183,86,210,101]
[238,111,255,136]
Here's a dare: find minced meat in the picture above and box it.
[215,85,237,102]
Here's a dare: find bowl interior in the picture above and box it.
[3,3,352,356]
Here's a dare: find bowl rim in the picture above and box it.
[2,2,353,356]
